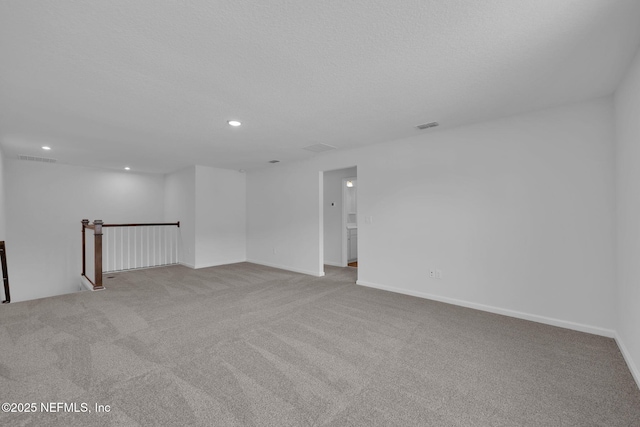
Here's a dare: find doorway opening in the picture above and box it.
[344,177,357,268]
[321,167,357,275]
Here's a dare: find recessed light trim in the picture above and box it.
[42,146,51,150]
[227,120,242,127]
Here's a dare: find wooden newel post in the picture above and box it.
[81,219,89,277]
[1,241,10,304]
[93,220,104,290]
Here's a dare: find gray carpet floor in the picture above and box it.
[0,262,639,426]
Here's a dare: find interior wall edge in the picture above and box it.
[615,333,640,390]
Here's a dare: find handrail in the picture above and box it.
[81,220,180,290]
[1,241,10,304]
[102,222,180,228]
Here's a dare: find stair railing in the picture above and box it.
[1,241,10,303]
[81,220,180,290]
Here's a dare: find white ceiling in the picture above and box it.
[1,1,640,173]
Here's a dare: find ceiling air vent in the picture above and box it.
[268,160,280,164]
[302,143,336,153]
[18,155,57,163]
[416,122,439,130]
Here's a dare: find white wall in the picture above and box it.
[614,46,640,386]
[194,165,246,268]
[323,167,356,266]
[247,98,616,335]
[164,166,196,267]
[164,165,246,269]
[5,160,165,301]
[247,164,327,276]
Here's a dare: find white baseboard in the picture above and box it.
[80,275,93,291]
[179,262,196,269]
[355,280,616,338]
[195,259,247,269]
[247,259,325,277]
[323,261,345,267]
[615,333,640,390]
[80,275,104,292]
[105,263,181,274]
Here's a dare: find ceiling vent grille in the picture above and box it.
[268,160,280,163]
[302,143,336,153]
[416,122,439,130]
[18,155,57,163]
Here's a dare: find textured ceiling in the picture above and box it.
[1,0,640,173]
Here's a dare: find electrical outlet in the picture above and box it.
[429,269,435,278]
[436,269,442,279]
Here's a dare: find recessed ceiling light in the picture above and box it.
[227,120,242,127]
[42,146,51,150]
[124,166,131,171]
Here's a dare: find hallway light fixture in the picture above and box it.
[346,181,354,187]
[227,120,242,127]
[124,167,131,171]
[42,146,51,150]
